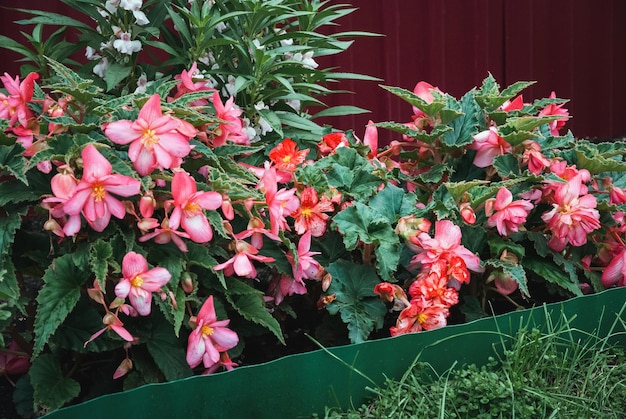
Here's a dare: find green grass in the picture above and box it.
[324,313,626,418]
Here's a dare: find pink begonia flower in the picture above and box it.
[169,170,222,243]
[374,282,410,311]
[267,273,307,306]
[539,91,569,136]
[459,202,476,224]
[602,249,626,287]
[411,81,442,117]
[171,62,214,106]
[541,174,600,251]
[84,310,135,348]
[114,251,172,316]
[204,352,238,375]
[63,145,141,232]
[486,187,534,236]
[318,132,349,156]
[104,94,196,176]
[610,184,626,205]
[213,239,275,278]
[234,216,280,250]
[410,219,484,274]
[139,218,191,252]
[212,91,249,146]
[260,163,299,236]
[468,127,512,168]
[186,296,239,370]
[521,140,551,175]
[0,72,39,126]
[287,231,323,283]
[41,166,82,237]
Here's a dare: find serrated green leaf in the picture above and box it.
[146,311,192,381]
[524,257,583,297]
[375,122,452,144]
[375,241,400,281]
[379,85,446,117]
[55,299,119,353]
[33,254,90,357]
[0,256,20,301]
[225,278,285,344]
[493,153,521,177]
[105,63,133,92]
[323,147,382,198]
[332,202,397,250]
[30,354,80,411]
[0,144,28,184]
[325,260,386,343]
[368,183,405,223]
[443,180,489,202]
[442,90,480,147]
[89,240,113,290]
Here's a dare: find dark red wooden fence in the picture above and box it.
[1,0,625,139]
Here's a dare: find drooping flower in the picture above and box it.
[212,91,249,146]
[602,248,626,288]
[260,163,299,235]
[287,231,323,283]
[169,170,222,243]
[138,218,191,252]
[104,94,196,176]
[539,91,569,136]
[114,251,172,316]
[486,187,534,236]
[213,239,275,278]
[541,174,600,251]
[186,296,239,371]
[269,138,309,172]
[468,127,512,168]
[84,310,135,348]
[267,273,307,306]
[171,62,214,106]
[63,145,141,232]
[521,140,551,175]
[292,187,334,237]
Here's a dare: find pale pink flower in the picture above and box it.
[541,174,600,251]
[411,81,442,118]
[114,251,172,316]
[267,273,307,305]
[104,94,196,176]
[139,218,190,252]
[486,187,534,236]
[287,231,323,283]
[186,296,239,370]
[169,171,222,243]
[84,310,135,348]
[171,62,214,106]
[213,239,275,278]
[63,145,141,232]
[468,127,512,168]
[521,140,551,175]
[390,297,448,336]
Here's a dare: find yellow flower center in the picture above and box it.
[301,207,312,218]
[417,313,428,324]
[131,275,144,288]
[141,129,159,150]
[282,155,291,163]
[92,183,106,202]
[201,325,214,336]
[184,202,201,215]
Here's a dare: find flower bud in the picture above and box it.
[395,216,431,241]
[113,358,133,379]
[459,202,476,224]
[181,273,194,294]
[317,294,336,310]
[139,192,156,218]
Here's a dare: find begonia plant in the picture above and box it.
[2,0,626,416]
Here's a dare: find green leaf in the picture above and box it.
[322,147,382,198]
[105,62,133,92]
[89,240,113,290]
[368,183,405,223]
[0,256,20,301]
[30,354,80,411]
[33,254,90,357]
[225,278,285,344]
[379,85,446,117]
[325,260,386,343]
[442,90,480,147]
[311,105,370,119]
[332,202,397,250]
[493,153,521,177]
[146,311,193,381]
[460,295,488,322]
[375,241,401,282]
[524,257,583,297]
[0,144,28,184]
[257,108,284,137]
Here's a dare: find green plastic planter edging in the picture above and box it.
[44,287,626,419]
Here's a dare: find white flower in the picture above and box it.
[215,22,227,33]
[254,101,273,136]
[104,0,119,14]
[132,10,150,25]
[85,46,101,61]
[119,0,142,11]
[134,73,152,94]
[252,39,264,50]
[113,32,142,55]
[293,51,318,69]
[285,99,301,112]
[222,75,237,97]
[93,57,109,78]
